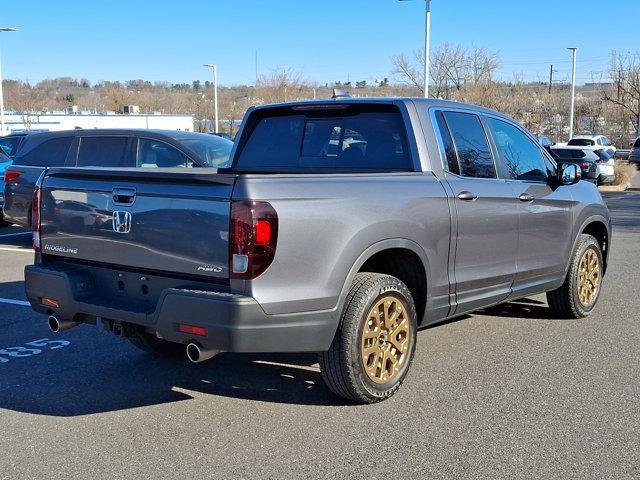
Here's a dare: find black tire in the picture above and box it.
[319,273,418,404]
[128,333,185,357]
[547,234,603,319]
[0,215,10,227]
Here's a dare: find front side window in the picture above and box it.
[76,137,129,167]
[137,139,188,168]
[487,118,548,181]
[442,111,495,179]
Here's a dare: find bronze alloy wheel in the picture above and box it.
[577,247,600,307]
[361,295,411,385]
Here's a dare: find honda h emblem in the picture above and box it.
[112,211,132,234]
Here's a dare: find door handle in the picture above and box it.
[518,193,534,202]
[457,191,478,201]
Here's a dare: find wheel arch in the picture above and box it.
[336,239,431,326]
[579,217,611,274]
[565,215,611,277]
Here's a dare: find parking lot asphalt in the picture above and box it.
[0,192,638,480]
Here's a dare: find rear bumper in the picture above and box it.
[24,263,338,353]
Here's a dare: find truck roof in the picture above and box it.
[251,97,512,120]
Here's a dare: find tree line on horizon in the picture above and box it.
[3,45,639,144]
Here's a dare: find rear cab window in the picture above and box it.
[233,104,413,172]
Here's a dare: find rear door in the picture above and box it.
[435,110,519,314]
[485,116,574,296]
[3,136,74,225]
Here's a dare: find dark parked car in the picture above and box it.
[0,149,14,225]
[629,137,640,167]
[548,146,599,184]
[2,129,232,226]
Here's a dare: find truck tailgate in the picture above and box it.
[39,168,235,280]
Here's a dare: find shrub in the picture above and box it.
[612,161,637,186]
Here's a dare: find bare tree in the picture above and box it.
[392,43,500,99]
[602,51,640,136]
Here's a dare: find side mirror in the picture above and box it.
[558,163,580,185]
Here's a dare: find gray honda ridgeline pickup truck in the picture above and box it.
[25,98,611,403]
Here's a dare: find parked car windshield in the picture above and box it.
[177,135,233,167]
[567,139,595,146]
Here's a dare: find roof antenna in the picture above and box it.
[331,88,351,99]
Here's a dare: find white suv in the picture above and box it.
[567,135,616,157]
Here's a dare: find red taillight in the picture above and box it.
[32,187,42,252]
[230,201,278,279]
[579,162,589,170]
[41,298,60,308]
[4,170,20,182]
[178,324,207,337]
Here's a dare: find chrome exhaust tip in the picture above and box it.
[186,343,218,364]
[48,315,80,333]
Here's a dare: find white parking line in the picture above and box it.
[0,247,33,253]
[0,232,30,238]
[0,298,30,307]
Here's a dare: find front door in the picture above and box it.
[435,110,520,314]
[484,116,574,297]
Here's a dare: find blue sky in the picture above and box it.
[1,0,638,86]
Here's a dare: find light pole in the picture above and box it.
[399,0,431,98]
[568,47,577,140]
[203,64,219,133]
[0,28,18,136]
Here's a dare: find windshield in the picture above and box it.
[178,135,233,168]
[567,139,594,146]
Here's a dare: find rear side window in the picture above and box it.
[14,137,73,167]
[434,111,459,174]
[236,108,412,172]
[634,138,640,148]
[76,137,130,167]
[442,111,496,179]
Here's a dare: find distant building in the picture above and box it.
[1,110,194,135]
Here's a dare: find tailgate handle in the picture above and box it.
[112,187,136,205]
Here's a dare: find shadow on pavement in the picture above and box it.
[0,347,348,416]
